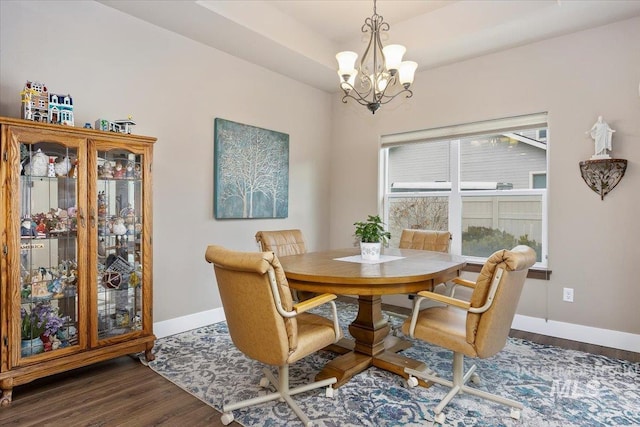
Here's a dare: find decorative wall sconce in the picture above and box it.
[579,158,627,200]
[580,115,627,200]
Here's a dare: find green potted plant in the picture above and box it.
[354,214,391,260]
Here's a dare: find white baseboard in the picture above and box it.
[152,305,640,355]
[512,314,640,354]
[153,307,226,339]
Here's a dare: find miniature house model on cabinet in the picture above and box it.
[20,81,49,123]
[20,81,74,126]
[95,117,136,134]
[48,93,74,126]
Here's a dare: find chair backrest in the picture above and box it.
[399,229,451,252]
[255,229,307,256]
[205,245,298,366]
[466,245,536,358]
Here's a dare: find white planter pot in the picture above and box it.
[360,242,381,260]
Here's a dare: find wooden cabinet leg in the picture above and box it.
[144,342,155,362]
[0,379,13,406]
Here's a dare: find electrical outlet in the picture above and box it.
[563,287,574,302]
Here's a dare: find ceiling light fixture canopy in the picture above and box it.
[336,0,417,114]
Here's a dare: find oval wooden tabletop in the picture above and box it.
[279,247,466,296]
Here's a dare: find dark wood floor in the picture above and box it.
[509,329,640,363]
[0,355,235,427]
[1,302,637,426]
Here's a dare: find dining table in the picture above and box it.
[278,247,466,388]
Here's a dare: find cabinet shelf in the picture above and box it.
[21,232,78,240]
[98,177,142,182]
[21,175,77,180]
[21,294,78,304]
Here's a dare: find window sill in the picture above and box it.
[463,262,551,280]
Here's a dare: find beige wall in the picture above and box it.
[0,1,333,322]
[2,1,639,340]
[330,16,640,335]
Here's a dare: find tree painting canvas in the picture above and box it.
[214,118,289,219]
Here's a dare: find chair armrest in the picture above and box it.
[450,277,475,299]
[293,293,337,314]
[406,290,471,338]
[267,268,341,342]
[416,290,471,310]
[408,268,506,338]
[293,293,342,343]
[452,277,475,288]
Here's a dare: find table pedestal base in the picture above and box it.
[317,296,431,388]
[316,344,431,389]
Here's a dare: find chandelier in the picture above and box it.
[336,0,417,114]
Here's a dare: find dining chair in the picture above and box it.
[255,229,307,256]
[255,229,315,301]
[388,229,454,334]
[399,229,451,252]
[402,245,536,424]
[399,228,454,294]
[205,245,343,426]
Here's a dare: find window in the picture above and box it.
[61,111,73,123]
[530,172,547,189]
[381,113,547,266]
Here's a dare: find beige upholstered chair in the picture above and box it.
[390,229,456,335]
[255,229,315,301]
[399,229,453,295]
[402,245,536,424]
[205,245,342,426]
[255,229,307,256]
[399,229,451,252]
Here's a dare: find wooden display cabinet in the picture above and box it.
[0,117,156,405]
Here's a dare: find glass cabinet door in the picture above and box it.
[94,148,144,340]
[19,142,80,358]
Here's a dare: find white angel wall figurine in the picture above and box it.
[587,116,615,158]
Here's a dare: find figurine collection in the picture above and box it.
[21,80,136,134]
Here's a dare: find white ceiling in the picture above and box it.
[98,0,640,93]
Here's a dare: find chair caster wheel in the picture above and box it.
[434,412,446,424]
[326,386,335,398]
[221,412,234,425]
[406,376,419,388]
[259,377,270,388]
[470,373,481,384]
[510,408,521,420]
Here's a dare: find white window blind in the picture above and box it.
[381,112,548,147]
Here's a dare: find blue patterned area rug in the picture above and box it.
[148,302,639,426]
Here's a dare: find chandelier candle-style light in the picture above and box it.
[336,0,417,114]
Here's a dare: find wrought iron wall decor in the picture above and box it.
[578,158,627,200]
